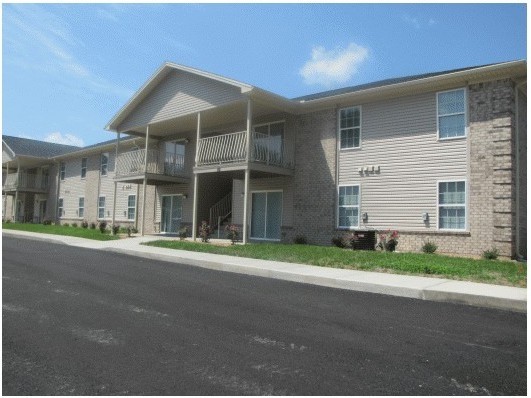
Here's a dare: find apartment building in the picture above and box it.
[3,60,527,259]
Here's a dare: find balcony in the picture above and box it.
[196,131,294,174]
[115,149,189,184]
[3,172,49,193]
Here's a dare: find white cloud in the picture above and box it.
[299,43,369,87]
[4,4,133,99]
[44,132,85,147]
[402,14,421,29]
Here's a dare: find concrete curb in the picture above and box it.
[3,230,527,312]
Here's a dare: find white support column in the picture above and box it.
[13,161,20,222]
[141,126,149,236]
[111,132,121,234]
[245,98,252,162]
[55,160,61,222]
[242,168,250,244]
[4,162,9,220]
[192,112,201,241]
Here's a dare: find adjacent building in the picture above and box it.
[2,60,527,259]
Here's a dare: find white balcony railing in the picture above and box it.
[196,131,294,169]
[3,172,49,191]
[116,149,185,177]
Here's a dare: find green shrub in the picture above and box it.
[483,247,499,260]
[178,226,189,240]
[72,222,78,228]
[332,235,348,248]
[99,221,107,234]
[42,219,52,225]
[81,220,89,229]
[422,241,437,254]
[199,221,212,243]
[5,219,11,224]
[112,224,120,235]
[63,223,70,227]
[293,235,307,244]
[90,222,97,229]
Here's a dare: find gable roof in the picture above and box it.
[105,62,255,132]
[2,136,80,159]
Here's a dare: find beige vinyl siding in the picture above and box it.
[338,91,468,231]
[58,157,88,220]
[114,184,138,222]
[98,152,116,220]
[117,70,243,132]
[232,176,293,227]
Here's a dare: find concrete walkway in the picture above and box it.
[3,229,527,313]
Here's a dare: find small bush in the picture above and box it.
[71,222,78,228]
[81,220,89,229]
[178,226,189,240]
[332,235,349,248]
[99,221,107,234]
[225,224,239,245]
[422,241,437,254]
[63,223,70,227]
[5,219,12,224]
[112,224,120,235]
[131,227,138,234]
[42,219,52,225]
[293,235,308,245]
[483,247,499,260]
[90,222,96,229]
[199,221,212,243]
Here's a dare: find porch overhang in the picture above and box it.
[114,173,189,185]
[193,162,294,176]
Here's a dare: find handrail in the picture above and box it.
[196,131,294,169]
[209,192,232,234]
[116,148,185,177]
[3,172,49,191]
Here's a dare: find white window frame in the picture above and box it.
[98,196,106,219]
[78,197,85,218]
[337,184,361,229]
[59,162,66,181]
[338,106,362,150]
[437,88,467,140]
[81,157,87,179]
[58,198,64,218]
[437,179,467,231]
[127,194,136,221]
[101,153,109,176]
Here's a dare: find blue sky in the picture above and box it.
[2,3,527,147]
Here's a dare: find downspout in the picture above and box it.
[242,98,252,244]
[3,161,8,220]
[514,81,526,260]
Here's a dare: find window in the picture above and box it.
[58,198,64,217]
[60,162,66,181]
[339,107,361,149]
[164,142,185,175]
[101,153,109,176]
[437,89,466,139]
[438,181,466,230]
[78,197,85,218]
[127,195,136,221]
[81,158,87,179]
[98,196,106,219]
[338,185,360,228]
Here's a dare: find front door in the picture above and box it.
[250,191,282,240]
[39,200,47,222]
[161,195,182,233]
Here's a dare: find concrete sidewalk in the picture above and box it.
[3,229,527,313]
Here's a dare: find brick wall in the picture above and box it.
[291,108,337,245]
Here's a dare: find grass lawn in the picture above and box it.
[145,240,527,287]
[2,222,119,241]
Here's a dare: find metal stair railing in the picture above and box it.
[209,192,232,238]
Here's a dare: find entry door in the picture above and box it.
[251,191,282,240]
[161,195,182,233]
[39,200,47,222]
